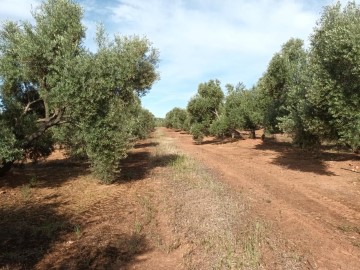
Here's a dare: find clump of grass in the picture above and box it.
[137,195,155,225]
[40,221,65,239]
[134,220,143,234]
[242,221,264,268]
[29,176,40,187]
[170,154,187,169]
[20,176,43,202]
[338,224,360,234]
[20,184,31,201]
[74,224,82,239]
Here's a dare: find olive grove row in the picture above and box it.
[165,2,360,151]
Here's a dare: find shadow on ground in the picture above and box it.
[0,203,73,269]
[0,202,152,270]
[0,140,161,269]
[118,151,181,182]
[199,137,244,145]
[0,158,90,189]
[255,139,359,176]
[134,142,159,149]
[39,232,150,270]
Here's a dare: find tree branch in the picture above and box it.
[36,109,59,123]
[24,107,66,147]
[22,99,43,116]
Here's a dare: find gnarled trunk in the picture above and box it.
[249,129,256,139]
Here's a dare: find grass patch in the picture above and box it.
[134,220,143,234]
[74,224,82,239]
[242,221,264,268]
[152,132,265,269]
[137,194,155,226]
[338,224,360,234]
[20,184,32,201]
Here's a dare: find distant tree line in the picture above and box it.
[0,0,158,182]
[165,1,360,152]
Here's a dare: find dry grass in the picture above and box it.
[152,129,264,269]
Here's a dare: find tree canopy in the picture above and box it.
[0,0,159,182]
[164,107,189,131]
[306,1,360,150]
[187,79,224,143]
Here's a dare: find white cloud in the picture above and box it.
[108,0,318,81]
[1,0,356,117]
[0,0,40,22]
[105,0,327,116]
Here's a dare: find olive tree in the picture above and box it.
[187,79,224,143]
[132,106,156,140]
[0,0,159,181]
[306,1,360,151]
[164,107,188,130]
[210,83,263,139]
[260,38,307,133]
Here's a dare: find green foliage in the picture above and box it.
[260,38,308,134]
[154,118,165,127]
[24,131,55,162]
[187,79,224,140]
[0,0,159,182]
[0,119,23,163]
[209,114,230,138]
[133,107,156,139]
[190,123,205,144]
[223,84,263,134]
[165,1,360,152]
[306,1,360,150]
[164,107,188,130]
[255,37,320,147]
[257,2,360,151]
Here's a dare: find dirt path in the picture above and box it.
[2,128,360,269]
[164,128,360,270]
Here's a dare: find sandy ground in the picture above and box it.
[164,128,360,269]
[1,127,359,269]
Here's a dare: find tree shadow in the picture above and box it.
[133,142,159,149]
[118,151,181,182]
[42,232,150,270]
[0,140,162,269]
[0,203,73,269]
[0,158,90,189]
[255,140,359,176]
[0,203,152,269]
[199,137,244,145]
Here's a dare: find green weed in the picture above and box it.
[74,224,82,239]
[29,176,40,187]
[134,221,143,234]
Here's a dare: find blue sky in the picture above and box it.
[0,0,353,117]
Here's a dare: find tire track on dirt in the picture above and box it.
[165,129,360,270]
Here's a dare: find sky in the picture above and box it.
[0,0,354,117]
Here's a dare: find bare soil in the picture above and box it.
[0,137,184,270]
[165,128,360,269]
[1,127,359,269]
